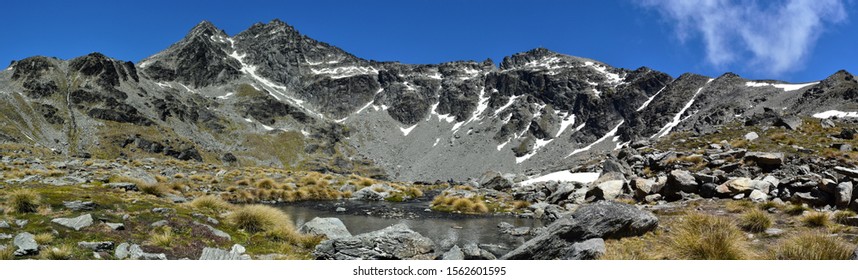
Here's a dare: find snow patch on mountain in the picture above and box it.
[652,80,713,139]
[813,110,858,119]
[745,81,819,91]
[566,120,624,158]
[519,170,600,186]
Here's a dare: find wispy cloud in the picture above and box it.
[640,0,847,76]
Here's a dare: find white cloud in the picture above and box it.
[641,0,847,76]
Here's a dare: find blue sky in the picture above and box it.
[1,0,854,82]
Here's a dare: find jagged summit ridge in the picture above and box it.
[0,19,856,182]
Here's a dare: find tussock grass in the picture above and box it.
[667,213,750,260]
[148,227,174,247]
[5,188,41,213]
[139,183,169,197]
[189,196,236,212]
[725,200,755,213]
[432,195,489,214]
[227,205,294,233]
[0,247,14,260]
[41,245,72,260]
[833,210,856,224]
[801,212,830,228]
[758,201,782,211]
[34,233,55,245]
[255,178,278,189]
[771,231,855,260]
[784,204,809,215]
[738,208,772,233]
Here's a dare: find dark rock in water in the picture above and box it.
[462,243,496,260]
[441,245,464,260]
[313,223,435,260]
[501,201,657,260]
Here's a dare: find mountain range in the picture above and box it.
[1,19,855,182]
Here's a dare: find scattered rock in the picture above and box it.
[835,182,853,208]
[335,207,346,212]
[193,221,231,240]
[664,170,699,198]
[63,200,96,211]
[441,245,464,260]
[314,223,435,260]
[820,118,835,129]
[834,166,858,178]
[150,220,169,227]
[744,132,759,141]
[115,243,166,260]
[152,208,175,214]
[744,152,784,167]
[0,233,12,239]
[716,178,770,197]
[586,180,624,201]
[78,241,115,252]
[13,232,39,256]
[565,238,606,260]
[106,222,125,230]
[52,214,94,230]
[462,243,496,260]
[764,228,785,236]
[480,172,516,191]
[837,128,855,140]
[0,220,9,228]
[749,189,768,202]
[199,246,251,260]
[15,219,28,227]
[298,217,351,239]
[106,182,138,192]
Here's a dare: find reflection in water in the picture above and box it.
[278,204,544,249]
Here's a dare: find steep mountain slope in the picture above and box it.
[0,19,855,182]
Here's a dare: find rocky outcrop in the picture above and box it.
[298,217,351,239]
[313,223,435,260]
[501,201,657,260]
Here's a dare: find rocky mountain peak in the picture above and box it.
[185,20,227,40]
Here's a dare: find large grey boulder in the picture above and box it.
[313,223,435,260]
[52,214,94,231]
[13,232,39,256]
[835,182,853,208]
[664,169,699,196]
[298,217,351,239]
[586,180,625,201]
[502,201,657,259]
[480,172,516,191]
